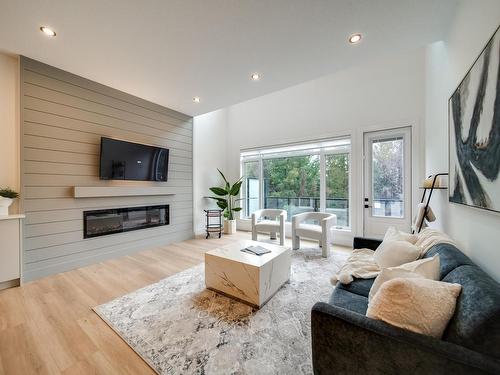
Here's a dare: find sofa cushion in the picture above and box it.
[442,265,500,359]
[384,226,418,244]
[367,277,462,338]
[337,277,374,298]
[368,256,441,303]
[423,243,474,279]
[329,288,368,315]
[374,240,420,268]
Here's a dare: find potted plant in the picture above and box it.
[0,187,19,216]
[209,169,243,234]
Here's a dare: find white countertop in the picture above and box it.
[205,239,290,267]
[0,214,26,221]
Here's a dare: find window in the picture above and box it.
[371,137,404,218]
[243,160,259,217]
[263,154,320,218]
[325,152,350,227]
[240,138,351,229]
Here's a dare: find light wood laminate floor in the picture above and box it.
[0,231,349,375]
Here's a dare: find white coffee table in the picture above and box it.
[205,240,291,308]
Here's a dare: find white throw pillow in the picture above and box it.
[395,255,440,279]
[373,240,421,268]
[369,268,423,302]
[367,278,462,338]
[368,255,440,302]
[383,226,418,244]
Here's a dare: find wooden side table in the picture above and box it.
[204,209,223,239]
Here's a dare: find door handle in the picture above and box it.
[364,198,371,208]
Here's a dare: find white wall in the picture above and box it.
[0,52,19,213]
[193,109,228,234]
[425,0,500,281]
[223,48,426,244]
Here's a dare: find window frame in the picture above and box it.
[240,138,352,230]
[324,149,352,229]
[241,158,261,217]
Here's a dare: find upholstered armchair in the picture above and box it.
[251,209,287,246]
[292,212,337,257]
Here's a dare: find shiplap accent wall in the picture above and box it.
[20,56,193,281]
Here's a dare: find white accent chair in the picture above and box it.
[251,209,287,246]
[292,212,337,257]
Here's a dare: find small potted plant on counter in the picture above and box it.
[0,187,19,216]
[208,169,243,234]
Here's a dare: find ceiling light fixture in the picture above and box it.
[251,73,260,81]
[193,96,201,103]
[348,33,362,44]
[40,26,56,37]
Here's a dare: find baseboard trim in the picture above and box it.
[0,278,20,291]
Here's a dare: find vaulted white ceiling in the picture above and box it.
[0,0,458,116]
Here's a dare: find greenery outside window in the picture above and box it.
[240,138,351,229]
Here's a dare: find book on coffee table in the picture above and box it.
[241,245,271,256]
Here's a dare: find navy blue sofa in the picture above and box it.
[311,237,500,374]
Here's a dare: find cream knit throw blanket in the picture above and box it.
[331,228,457,286]
[414,228,456,257]
[330,249,380,285]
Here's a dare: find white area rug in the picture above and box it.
[94,248,347,375]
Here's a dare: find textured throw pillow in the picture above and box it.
[368,255,440,302]
[384,226,418,244]
[367,278,462,338]
[373,240,421,268]
[395,255,440,279]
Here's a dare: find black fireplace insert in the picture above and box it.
[83,204,169,239]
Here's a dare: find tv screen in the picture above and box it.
[99,137,169,181]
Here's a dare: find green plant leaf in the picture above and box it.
[217,169,229,184]
[207,197,227,204]
[232,207,242,212]
[209,187,228,196]
[0,187,19,199]
[216,201,227,210]
[229,181,243,196]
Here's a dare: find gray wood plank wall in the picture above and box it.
[20,56,194,282]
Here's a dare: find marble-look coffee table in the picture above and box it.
[205,240,291,308]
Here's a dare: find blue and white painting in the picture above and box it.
[449,25,500,213]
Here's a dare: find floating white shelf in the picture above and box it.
[0,214,26,221]
[73,186,176,198]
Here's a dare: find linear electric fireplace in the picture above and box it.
[83,204,169,239]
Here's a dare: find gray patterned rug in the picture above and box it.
[93,248,347,375]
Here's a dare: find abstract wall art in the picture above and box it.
[449,25,500,213]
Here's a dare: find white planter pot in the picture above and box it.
[0,197,13,216]
[224,219,237,234]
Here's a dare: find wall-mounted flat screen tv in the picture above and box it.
[99,137,169,181]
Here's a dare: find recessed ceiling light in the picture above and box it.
[348,33,362,44]
[251,73,260,81]
[40,26,56,37]
[193,96,200,103]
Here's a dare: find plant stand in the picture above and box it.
[204,209,223,239]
